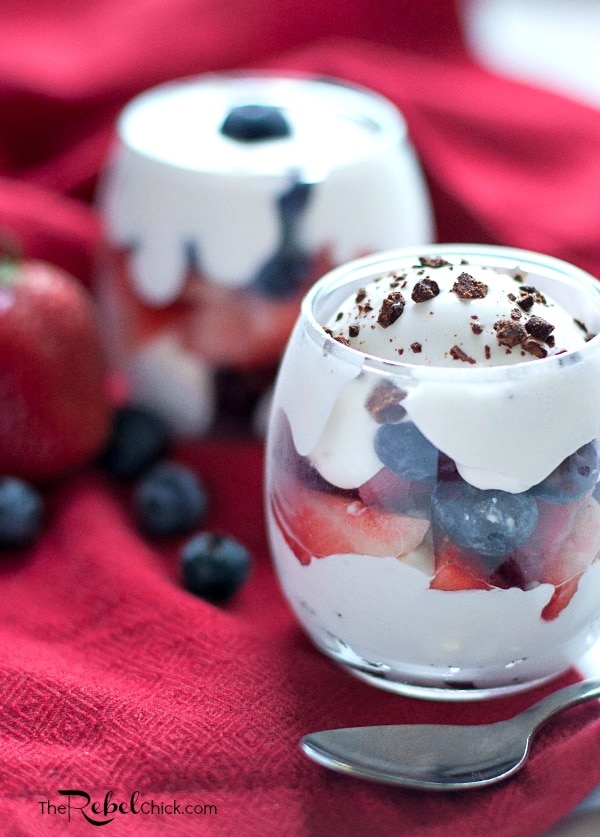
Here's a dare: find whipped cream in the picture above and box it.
[268,516,600,690]
[303,256,600,492]
[325,259,587,366]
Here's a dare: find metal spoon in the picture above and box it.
[301,678,600,791]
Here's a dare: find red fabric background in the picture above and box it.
[2,1,600,835]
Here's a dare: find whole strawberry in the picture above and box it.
[0,249,112,482]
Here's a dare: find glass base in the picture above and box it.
[346,665,562,702]
[315,636,565,701]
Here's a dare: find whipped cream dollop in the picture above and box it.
[325,257,588,365]
[293,255,600,493]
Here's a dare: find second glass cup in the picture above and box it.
[266,244,600,700]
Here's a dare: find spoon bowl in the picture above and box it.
[301,679,600,790]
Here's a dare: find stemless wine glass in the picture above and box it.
[265,244,600,700]
[96,72,433,436]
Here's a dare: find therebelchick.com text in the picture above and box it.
[38,790,217,826]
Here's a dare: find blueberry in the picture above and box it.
[133,462,208,537]
[530,442,599,505]
[220,105,290,142]
[374,422,438,481]
[431,481,539,565]
[278,181,313,226]
[181,532,251,603]
[0,477,44,549]
[101,405,170,479]
[251,181,314,298]
[251,247,310,298]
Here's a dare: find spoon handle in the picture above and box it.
[524,678,600,731]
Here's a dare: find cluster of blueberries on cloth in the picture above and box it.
[0,402,252,604]
[0,241,251,604]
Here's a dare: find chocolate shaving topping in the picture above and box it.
[449,345,476,364]
[365,381,407,424]
[348,324,360,338]
[484,345,491,360]
[411,278,440,302]
[452,272,488,299]
[521,285,546,305]
[418,256,451,269]
[522,338,548,358]
[494,318,527,348]
[377,292,405,328]
[410,342,422,353]
[517,294,534,312]
[524,315,555,343]
[355,288,367,304]
[322,326,350,347]
[471,322,483,335]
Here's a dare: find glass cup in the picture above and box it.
[95,72,433,437]
[265,244,600,700]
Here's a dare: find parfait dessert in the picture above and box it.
[265,245,600,699]
[97,74,432,436]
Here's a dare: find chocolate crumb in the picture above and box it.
[410,342,422,353]
[494,318,527,348]
[365,380,407,424]
[452,272,488,299]
[418,256,451,269]
[411,278,440,303]
[348,324,360,338]
[355,288,367,304]
[450,345,476,364]
[510,308,522,320]
[517,294,534,312]
[377,292,405,327]
[521,285,547,305]
[471,322,483,335]
[323,326,351,347]
[522,338,548,359]
[525,315,555,343]
[484,345,491,360]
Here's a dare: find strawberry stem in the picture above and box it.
[0,231,22,286]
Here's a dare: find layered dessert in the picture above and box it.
[266,246,600,697]
[98,74,432,436]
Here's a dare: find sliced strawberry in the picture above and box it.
[518,497,600,621]
[541,575,582,622]
[430,537,492,591]
[358,468,414,511]
[430,562,492,591]
[538,496,600,586]
[510,500,581,586]
[271,479,429,565]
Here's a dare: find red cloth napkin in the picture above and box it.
[2,2,600,835]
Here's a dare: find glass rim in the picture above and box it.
[300,243,600,382]
[115,69,408,177]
